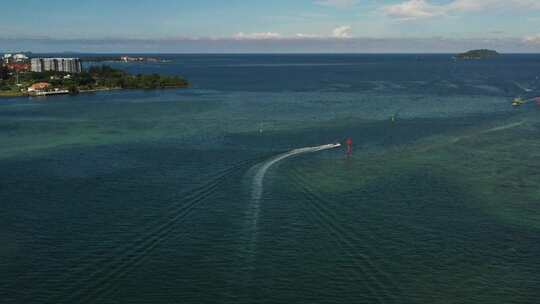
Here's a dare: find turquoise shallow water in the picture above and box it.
[1,54,540,303]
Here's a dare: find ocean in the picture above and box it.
[1,54,540,303]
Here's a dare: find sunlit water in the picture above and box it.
[1,54,540,303]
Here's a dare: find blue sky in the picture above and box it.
[2,0,540,52]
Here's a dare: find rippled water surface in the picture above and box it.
[1,54,540,303]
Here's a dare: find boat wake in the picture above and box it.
[251,143,341,215]
[246,143,341,251]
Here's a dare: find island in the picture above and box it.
[455,49,500,60]
[0,65,188,97]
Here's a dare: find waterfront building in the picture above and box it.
[2,53,29,63]
[2,54,12,63]
[6,63,31,72]
[27,82,51,92]
[30,58,41,72]
[13,54,29,62]
[31,58,82,73]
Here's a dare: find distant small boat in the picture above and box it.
[512,98,526,107]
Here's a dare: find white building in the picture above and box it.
[31,58,82,73]
[2,53,29,63]
[13,54,29,62]
[2,54,12,63]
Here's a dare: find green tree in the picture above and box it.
[68,84,79,94]
[0,65,9,80]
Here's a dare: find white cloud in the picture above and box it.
[523,34,540,44]
[383,0,443,20]
[232,27,354,40]
[383,0,540,20]
[6,35,540,53]
[332,25,352,38]
[315,0,359,8]
[450,0,540,11]
[295,33,322,38]
[234,32,282,40]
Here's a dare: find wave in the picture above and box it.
[47,156,262,304]
[290,169,403,303]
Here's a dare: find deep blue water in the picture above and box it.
[83,54,540,95]
[1,54,540,304]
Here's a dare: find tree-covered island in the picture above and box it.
[456,49,500,60]
[0,65,189,97]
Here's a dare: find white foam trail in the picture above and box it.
[514,81,533,92]
[242,143,341,275]
[252,143,341,204]
[243,143,341,271]
[248,143,342,233]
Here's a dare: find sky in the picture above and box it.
[1,0,540,53]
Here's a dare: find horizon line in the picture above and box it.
[3,51,540,55]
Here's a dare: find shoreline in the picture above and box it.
[0,91,26,97]
[78,87,122,93]
[1,65,188,99]
[0,85,188,99]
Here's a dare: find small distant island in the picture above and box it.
[1,54,188,97]
[456,49,500,60]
